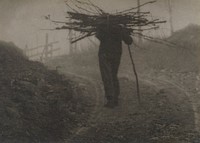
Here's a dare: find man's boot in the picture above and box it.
[104,99,118,108]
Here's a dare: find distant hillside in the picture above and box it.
[168,24,200,49]
[122,24,200,73]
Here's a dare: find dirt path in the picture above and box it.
[145,76,200,132]
[57,68,198,143]
[61,71,104,142]
[121,71,200,132]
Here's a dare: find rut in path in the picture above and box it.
[62,70,196,143]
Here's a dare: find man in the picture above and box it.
[96,24,133,108]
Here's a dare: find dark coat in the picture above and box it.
[96,25,133,56]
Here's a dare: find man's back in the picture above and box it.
[96,25,123,55]
[96,25,133,55]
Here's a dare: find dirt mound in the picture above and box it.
[168,24,200,48]
[135,24,200,73]
[0,41,90,143]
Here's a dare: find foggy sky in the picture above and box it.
[0,0,200,51]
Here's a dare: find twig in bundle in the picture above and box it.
[65,0,79,13]
[74,0,100,14]
[133,32,176,47]
[130,26,159,31]
[70,0,98,15]
[75,0,101,14]
[87,0,105,14]
[117,0,156,14]
[74,3,97,14]
[71,32,95,43]
[133,33,196,56]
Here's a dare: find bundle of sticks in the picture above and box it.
[47,0,166,43]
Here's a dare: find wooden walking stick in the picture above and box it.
[127,44,141,104]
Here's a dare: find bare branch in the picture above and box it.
[117,0,157,14]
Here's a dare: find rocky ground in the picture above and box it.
[0,41,95,143]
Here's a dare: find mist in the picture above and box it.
[1,0,200,142]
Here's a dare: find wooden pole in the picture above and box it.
[24,44,29,58]
[168,0,174,35]
[73,32,77,54]
[68,19,74,55]
[26,34,58,61]
[137,0,142,44]
[44,33,49,61]
[69,29,73,55]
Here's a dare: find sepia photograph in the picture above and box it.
[0,0,200,142]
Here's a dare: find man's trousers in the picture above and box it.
[98,50,121,102]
